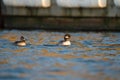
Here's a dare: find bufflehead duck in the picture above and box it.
[58,34,71,46]
[15,36,26,46]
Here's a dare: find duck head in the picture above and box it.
[64,34,71,41]
[20,36,26,42]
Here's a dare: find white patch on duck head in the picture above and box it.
[65,36,69,39]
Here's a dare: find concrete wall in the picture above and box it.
[1,0,120,17]
[0,1,4,29]
[1,0,120,30]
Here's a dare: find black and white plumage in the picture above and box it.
[14,36,26,46]
[58,34,71,46]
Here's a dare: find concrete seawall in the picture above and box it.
[1,0,120,30]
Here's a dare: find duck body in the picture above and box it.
[14,36,26,47]
[58,34,71,46]
[59,40,71,46]
[15,41,26,47]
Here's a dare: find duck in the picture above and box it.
[58,34,71,46]
[14,36,26,46]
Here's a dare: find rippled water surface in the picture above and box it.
[0,30,120,80]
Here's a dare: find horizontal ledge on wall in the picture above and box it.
[4,17,120,31]
[3,0,51,8]
[114,0,120,7]
[56,0,107,8]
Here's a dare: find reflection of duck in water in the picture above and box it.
[58,34,71,46]
[14,36,26,46]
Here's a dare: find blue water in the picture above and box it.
[0,30,120,80]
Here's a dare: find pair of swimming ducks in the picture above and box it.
[15,34,71,46]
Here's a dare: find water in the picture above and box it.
[0,30,120,80]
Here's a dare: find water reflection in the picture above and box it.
[0,30,120,80]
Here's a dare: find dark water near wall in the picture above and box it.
[0,30,120,80]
